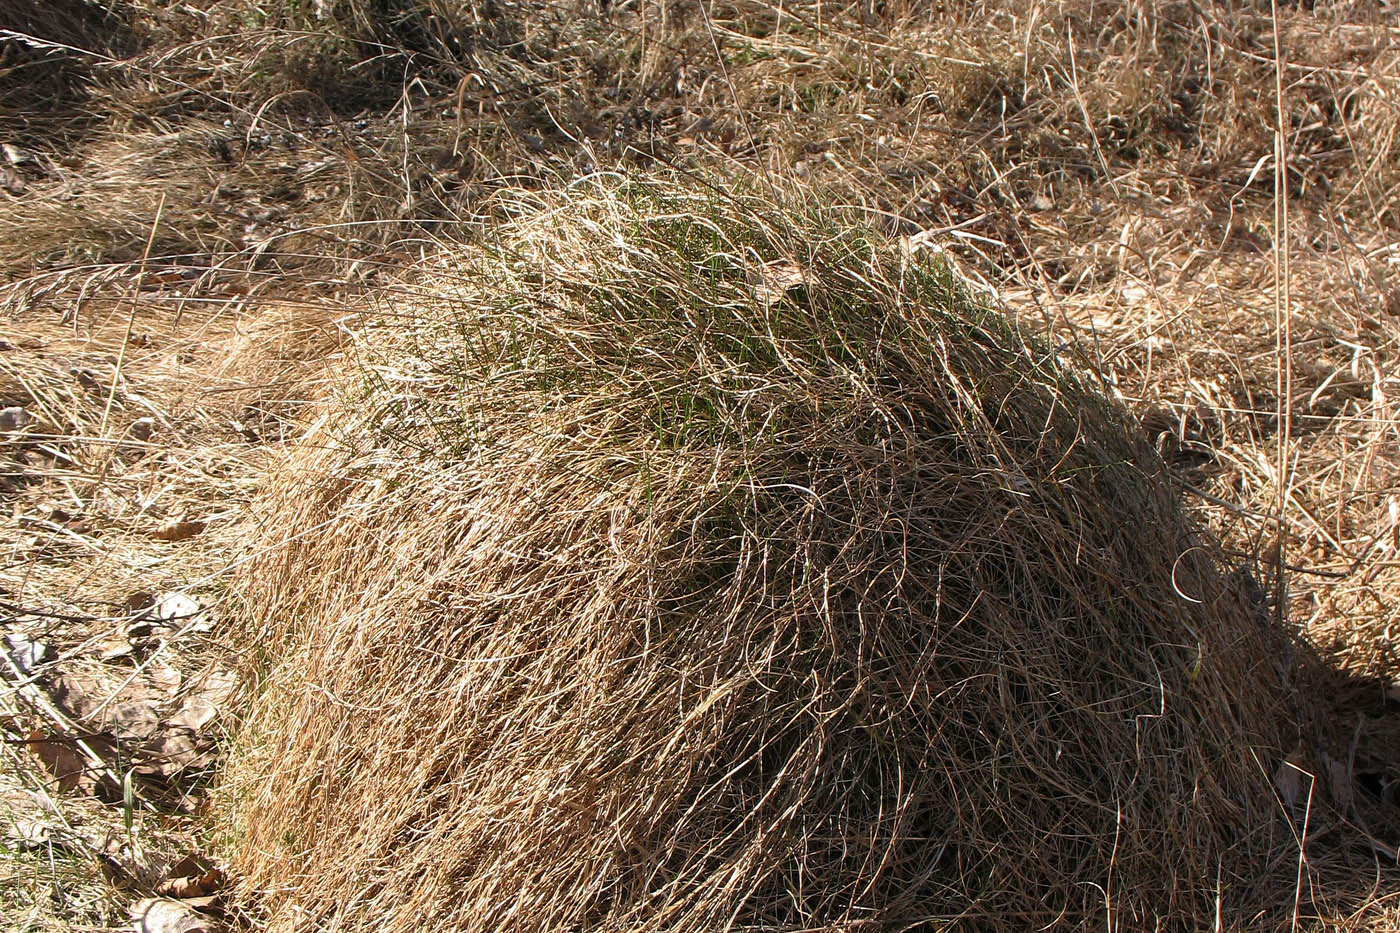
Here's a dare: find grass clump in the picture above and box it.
[222,180,1309,931]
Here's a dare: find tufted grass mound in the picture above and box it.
[221,181,1305,931]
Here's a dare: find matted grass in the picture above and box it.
[223,180,1311,931]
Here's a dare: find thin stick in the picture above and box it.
[1292,769,1314,932]
[0,650,149,809]
[1270,0,1292,624]
[1066,23,1122,201]
[696,0,780,203]
[98,192,166,443]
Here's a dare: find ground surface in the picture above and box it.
[3,0,1400,929]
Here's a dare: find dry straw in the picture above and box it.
[219,179,1314,930]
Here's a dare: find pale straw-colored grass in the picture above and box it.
[222,181,1322,931]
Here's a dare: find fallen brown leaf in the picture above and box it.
[747,259,806,304]
[153,519,206,542]
[26,730,89,794]
[157,866,226,899]
[130,897,217,933]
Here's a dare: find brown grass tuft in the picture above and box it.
[223,182,1313,930]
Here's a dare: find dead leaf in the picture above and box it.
[48,671,105,721]
[153,519,206,542]
[156,870,225,899]
[35,652,231,786]
[3,632,48,675]
[171,670,235,732]
[98,635,135,661]
[154,592,204,630]
[27,730,89,794]
[167,697,218,734]
[124,591,157,615]
[1274,757,1307,811]
[143,669,237,777]
[107,701,161,741]
[130,417,156,441]
[0,164,24,194]
[2,142,34,165]
[748,259,805,304]
[0,405,29,433]
[165,852,213,876]
[157,853,226,899]
[144,269,193,286]
[6,816,54,848]
[138,732,201,779]
[148,661,183,695]
[99,832,166,886]
[130,897,217,933]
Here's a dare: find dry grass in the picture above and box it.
[0,287,343,930]
[223,181,1327,930]
[1,0,1399,929]
[9,1,1397,277]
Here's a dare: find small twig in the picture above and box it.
[1065,23,1122,201]
[1292,767,1313,933]
[0,600,105,625]
[696,0,780,204]
[0,649,141,806]
[98,192,166,445]
[1270,0,1293,627]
